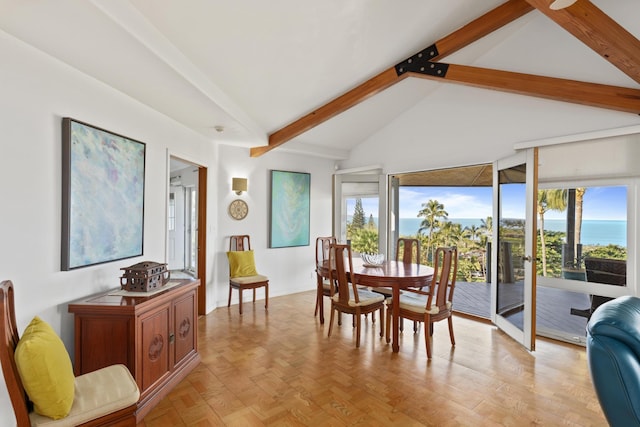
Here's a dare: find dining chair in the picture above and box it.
[0,280,140,426]
[314,236,337,323]
[370,238,421,298]
[385,246,458,359]
[327,243,385,348]
[227,235,269,315]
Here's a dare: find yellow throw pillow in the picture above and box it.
[14,316,75,420]
[227,250,258,278]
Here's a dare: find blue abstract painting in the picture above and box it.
[62,119,145,270]
[270,170,310,248]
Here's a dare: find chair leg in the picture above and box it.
[227,286,232,307]
[424,324,432,359]
[328,306,336,337]
[238,289,243,315]
[448,316,455,346]
[253,288,256,302]
[355,312,362,348]
[264,284,268,310]
[379,306,384,338]
[385,307,391,344]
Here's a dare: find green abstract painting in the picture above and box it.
[270,170,310,248]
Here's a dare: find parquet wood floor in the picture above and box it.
[138,290,606,426]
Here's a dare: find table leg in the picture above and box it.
[317,274,325,324]
[392,286,400,353]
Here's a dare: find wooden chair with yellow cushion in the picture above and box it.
[327,243,385,348]
[227,235,269,315]
[385,247,458,359]
[0,280,140,426]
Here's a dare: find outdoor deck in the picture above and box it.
[454,281,590,344]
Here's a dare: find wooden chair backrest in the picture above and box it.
[396,238,420,264]
[315,236,336,269]
[426,247,458,312]
[0,280,32,426]
[230,235,251,252]
[328,244,360,304]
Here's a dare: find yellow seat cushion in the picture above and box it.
[14,316,75,420]
[227,250,258,278]
[29,364,140,426]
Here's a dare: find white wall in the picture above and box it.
[0,31,218,425]
[0,31,336,425]
[215,144,335,308]
[340,82,640,176]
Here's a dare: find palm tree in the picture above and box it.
[537,189,567,276]
[440,221,464,248]
[478,216,492,247]
[465,224,480,246]
[477,216,493,281]
[417,199,448,262]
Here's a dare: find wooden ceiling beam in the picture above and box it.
[250,0,533,157]
[525,0,640,84]
[408,63,640,113]
[250,68,403,157]
[436,0,534,61]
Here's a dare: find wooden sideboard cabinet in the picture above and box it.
[68,279,201,421]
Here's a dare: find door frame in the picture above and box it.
[197,167,207,315]
[333,170,387,255]
[167,154,207,315]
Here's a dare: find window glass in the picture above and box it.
[536,185,627,284]
[168,193,176,231]
[346,197,379,253]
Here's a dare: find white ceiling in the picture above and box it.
[1,0,639,160]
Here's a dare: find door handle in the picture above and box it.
[522,255,532,262]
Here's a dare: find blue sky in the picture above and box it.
[351,185,627,221]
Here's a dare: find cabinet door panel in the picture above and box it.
[79,316,130,374]
[174,291,196,364]
[140,305,170,392]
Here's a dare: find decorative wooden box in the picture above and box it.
[120,261,170,292]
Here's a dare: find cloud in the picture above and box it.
[399,187,492,218]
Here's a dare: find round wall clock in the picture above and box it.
[228,199,248,220]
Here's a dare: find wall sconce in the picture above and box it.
[232,177,248,195]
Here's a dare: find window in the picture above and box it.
[536,181,629,344]
[536,184,627,281]
[168,193,176,231]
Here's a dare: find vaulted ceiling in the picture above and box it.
[1,0,639,160]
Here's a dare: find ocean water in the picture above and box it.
[397,218,626,246]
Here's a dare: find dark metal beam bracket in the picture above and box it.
[395,44,449,77]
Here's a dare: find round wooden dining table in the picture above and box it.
[317,258,434,353]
